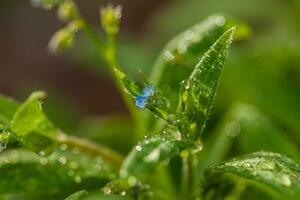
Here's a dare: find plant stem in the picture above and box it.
[57,132,123,169]
[181,152,194,200]
[105,33,138,120]
[78,16,138,129]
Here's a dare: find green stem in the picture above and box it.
[78,16,138,130]
[57,132,123,169]
[181,152,194,200]
[105,33,138,121]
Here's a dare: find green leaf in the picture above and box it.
[10,91,56,137]
[120,137,192,177]
[65,190,88,200]
[194,103,300,193]
[114,67,170,120]
[150,15,247,111]
[0,94,19,123]
[177,28,234,138]
[114,68,142,97]
[204,151,300,199]
[0,148,117,193]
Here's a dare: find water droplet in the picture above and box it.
[127,176,137,186]
[60,144,68,151]
[121,191,126,196]
[215,16,225,26]
[184,30,195,40]
[257,159,275,170]
[164,51,175,61]
[69,161,79,169]
[104,187,112,195]
[39,151,46,156]
[68,170,74,176]
[75,175,82,183]
[178,42,187,54]
[144,148,160,162]
[173,131,182,140]
[0,132,9,152]
[135,145,142,152]
[225,121,240,137]
[58,156,67,165]
[280,174,291,186]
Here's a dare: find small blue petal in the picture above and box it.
[135,85,155,109]
[142,85,155,97]
[135,95,148,109]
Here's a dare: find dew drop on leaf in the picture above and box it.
[39,151,46,156]
[0,132,9,152]
[225,121,241,137]
[103,187,112,195]
[127,176,137,186]
[68,170,74,176]
[75,176,82,183]
[280,174,292,187]
[215,16,225,26]
[121,191,126,196]
[164,51,175,61]
[58,156,67,165]
[135,145,142,152]
[59,143,68,151]
[144,148,160,162]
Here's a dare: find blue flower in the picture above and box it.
[135,85,155,109]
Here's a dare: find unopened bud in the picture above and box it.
[100,5,122,35]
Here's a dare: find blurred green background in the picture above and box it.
[1,0,300,155]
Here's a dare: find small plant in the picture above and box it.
[1,0,300,199]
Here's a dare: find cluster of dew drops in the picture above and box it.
[38,143,87,184]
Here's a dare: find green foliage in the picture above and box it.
[176,28,234,139]
[0,95,18,123]
[149,15,249,111]
[0,1,300,199]
[0,148,116,193]
[10,91,54,137]
[203,151,300,199]
[65,190,88,200]
[120,137,192,177]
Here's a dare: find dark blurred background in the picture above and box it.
[0,0,169,115]
[1,0,300,136]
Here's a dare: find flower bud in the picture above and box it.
[100,5,122,35]
[57,0,78,21]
